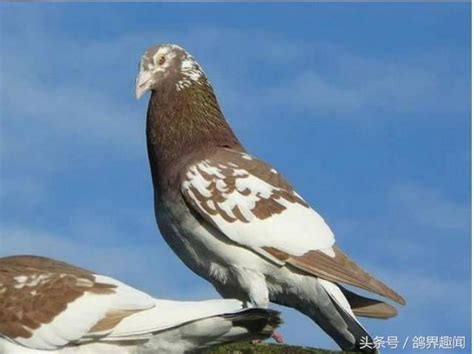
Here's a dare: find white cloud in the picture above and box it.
[314,194,470,341]
[1,46,143,154]
[0,223,216,300]
[388,184,470,233]
[332,183,470,257]
[367,269,470,339]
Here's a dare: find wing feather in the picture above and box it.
[0,256,154,350]
[181,149,335,257]
[181,149,405,305]
[264,246,405,305]
[339,286,398,319]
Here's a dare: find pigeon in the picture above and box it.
[0,255,281,354]
[136,43,405,352]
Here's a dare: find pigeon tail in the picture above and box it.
[188,308,281,351]
[319,279,378,353]
[206,308,282,345]
[328,295,378,353]
[272,276,377,353]
[220,308,282,342]
[340,285,398,319]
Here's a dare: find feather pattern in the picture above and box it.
[181,148,335,256]
[180,148,404,305]
[265,246,406,305]
[0,255,281,353]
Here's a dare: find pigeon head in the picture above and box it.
[135,44,206,99]
[139,44,242,168]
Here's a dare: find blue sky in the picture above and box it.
[0,3,470,352]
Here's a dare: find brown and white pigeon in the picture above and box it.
[0,255,281,354]
[136,44,406,352]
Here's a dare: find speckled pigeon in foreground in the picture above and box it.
[0,255,280,353]
[136,44,405,353]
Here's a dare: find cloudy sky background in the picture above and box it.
[0,4,470,351]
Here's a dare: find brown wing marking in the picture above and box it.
[0,256,117,340]
[181,149,309,226]
[264,246,406,305]
[88,309,145,333]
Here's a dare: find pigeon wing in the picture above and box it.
[181,148,405,305]
[0,256,155,350]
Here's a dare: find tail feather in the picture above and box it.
[330,300,377,354]
[273,275,377,353]
[175,308,281,352]
[223,308,282,339]
[340,285,398,319]
[100,299,280,352]
[320,280,378,353]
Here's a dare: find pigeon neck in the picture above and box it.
[146,81,242,174]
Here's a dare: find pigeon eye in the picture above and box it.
[158,56,166,65]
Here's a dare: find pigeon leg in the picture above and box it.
[251,331,285,344]
[271,331,285,343]
[234,268,269,308]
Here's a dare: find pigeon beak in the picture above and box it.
[135,69,152,100]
